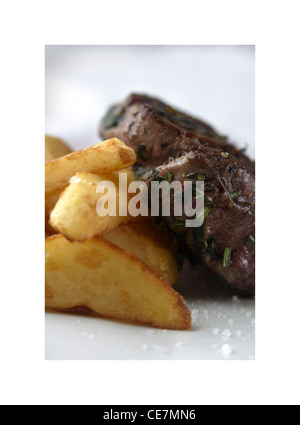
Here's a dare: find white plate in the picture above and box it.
[45,45,255,360]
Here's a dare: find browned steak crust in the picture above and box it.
[100,94,255,295]
[100,94,251,166]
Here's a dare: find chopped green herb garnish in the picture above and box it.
[204,205,212,219]
[170,223,186,230]
[245,235,255,246]
[186,172,198,180]
[223,247,232,268]
[231,189,242,199]
[186,172,206,181]
[148,169,160,179]
[170,217,186,230]
[152,171,174,184]
[205,183,214,191]
[201,238,208,251]
[195,205,212,223]
[137,143,146,161]
[165,172,173,184]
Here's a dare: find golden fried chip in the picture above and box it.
[45,235,191,330]
[45,138,136,195]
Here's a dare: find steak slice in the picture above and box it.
[99,94,255,295]
[99,93,251,169]
[147,147,255,295]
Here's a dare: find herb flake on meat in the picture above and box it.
[223,247,232,268]
[245,235,255,246]
[231,189,242,199]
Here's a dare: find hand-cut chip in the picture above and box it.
[45,235,191,330]
[45,138,136,195]
[49,171,136,241]
[103,221,179,286]
[45,135,72,162]
[45,168,134,216]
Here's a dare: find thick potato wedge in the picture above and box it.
[45,135,72,162]
[45,138,136,195]
[45,235,191,330]
[49,171,136,241]
[103,221,179,286]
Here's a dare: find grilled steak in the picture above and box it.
[100,93,252,169]
[99,94,255,295]
[149,149,255,295]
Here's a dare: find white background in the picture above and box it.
[1,0,300,406]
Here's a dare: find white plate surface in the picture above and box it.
[45,45,255,360]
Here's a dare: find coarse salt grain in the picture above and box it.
[221,344,232,359]
[213,328,220,336]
